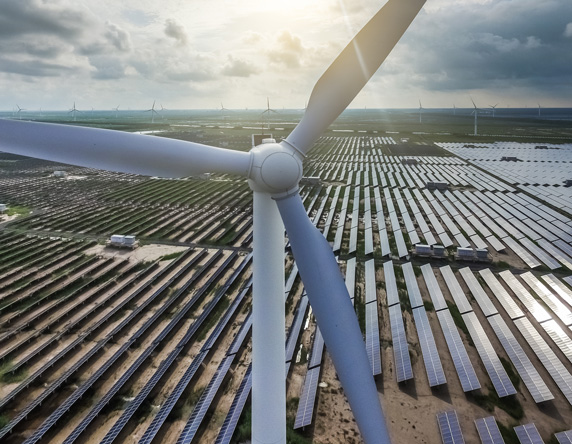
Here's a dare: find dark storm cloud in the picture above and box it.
[0,1,90,39]
[0,57,71,77]
[402,0,572,93]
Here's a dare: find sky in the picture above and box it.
[0,0,571,111]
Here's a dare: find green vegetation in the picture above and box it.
[497,420,520,444]
[0,361,28,384]
[0,415,9,429]
[160,251,184,261]
[500,356,521,390]
[423,300,434,312]
[446,301,473,346]
[5,205,30,217]
[467,389,524,420]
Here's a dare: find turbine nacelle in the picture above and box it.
[248,140,303,197]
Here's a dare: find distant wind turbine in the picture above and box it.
[145,100,159,123]
[538,103,542,117]
[261,97,279,129]
[113,105,120,118]
[489,104,497,118]
[453,104,456,116]
[470,97,481,136]
[16,105,25,120]
[418,99,423,123]
[68,102,81,121]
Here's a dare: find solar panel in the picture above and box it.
[478,269,524,319]
[438,231,454,248]
[519,238,561,270]
[540,320,572,365]
[459,267,498,317]
[501,236,542,269]
[421,264,448,311]
[537,239,572,271]
[437,410,465,444]
[555,430,572,444]
[365,259,377,304]
[520,272,572,326]
[403,262,424,308]
[294,366,321,429]
[514,423,545,444]
[462,312,517,397]
[541,274,572,307]
[440,265,473,314]
[499,271,551,323]
[365,301,382,375]
[384,261,399,306]
[379,228,391,256]
[413,307,446,386]
[475,416,505,444]
[487,314,553,403]
[389,304,413,382]
[345,257,356,299]
[437,310,481,392]
[486,236,505,252]
[514,317,572,405]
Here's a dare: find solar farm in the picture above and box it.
[1,109,572,444]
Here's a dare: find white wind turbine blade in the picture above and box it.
[276,193,391,444]
[0,119,251,178]
[286,0,426,155]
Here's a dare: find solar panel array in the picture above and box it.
[514,317,572,405]
[437,310,481,391]
[365,260,382,375]
[437,410,465,444]
[440,265,472,314]
[542,274,572,307]
[499,271,551,323]
[462,312,517,397]
[421,264,448,311]
[479,269,524,320]
[384,260,399,306]
[475,416,505,444]
[487,314,553,403]
[514,423,545,444]
[412,307,446,386]
[389,304,413,382]
[459,268,498,317]
[403,262,424,308]
[293,367,321,429]
[520,272,572,326]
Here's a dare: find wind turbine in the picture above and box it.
[489,103,497,118]
[113,105,120,118]
[470,97,481,136]
[538,103,542,117]
[453,104,456,116]
[146,100,159,123]
[418,99,423,123]
[16,105,25,120]
[261,97,279,129]
[0,1,425,443]
[68,102,81,121]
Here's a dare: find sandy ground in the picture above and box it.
[85,243,188,262]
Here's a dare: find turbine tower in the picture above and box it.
[453,104,456,116]
[489,103,497,118]
[418,98,423,123]
[538,103,542,117]
[471,97,481,136]
[113,105,120,118]
[0,1,426,443]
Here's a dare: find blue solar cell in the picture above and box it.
[389,304,413,382]
[413,307,446,387]
[555,430,572,444]
[294,367,321,429]
[514,423,545,444]
[437,410,465,444]
[475,416,505,444]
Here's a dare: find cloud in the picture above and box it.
[0,57,71,77]
[565,23,572,37]
[164,19,188,45]
[105,21,131,52]
[267,31,305,68]
[221,56,257,78]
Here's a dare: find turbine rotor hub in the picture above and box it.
[248,140,302,197]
